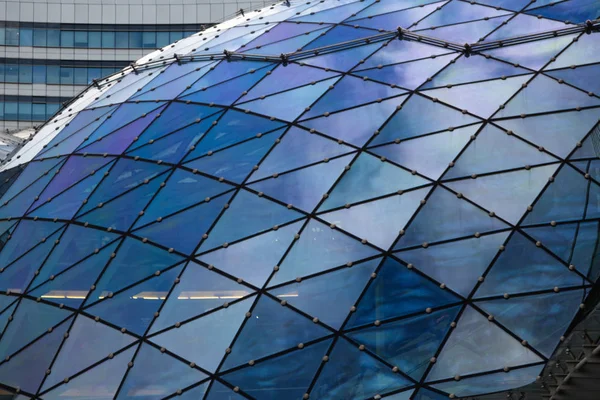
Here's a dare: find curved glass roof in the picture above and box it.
[0,0,599,399]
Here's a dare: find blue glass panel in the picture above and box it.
[350,0,438,20]
[445,164,559,224]
[0,172,63,219]
[136,61,213,95]
[250,127,353,181]
[476,232,583,297]
[416,16,511,44]
[85,265,182,335]
[474,0,530,10]
[523,223,578,262]
[29,241,121,309]
[270,219,380,286]
[351,2,444,31]
[223,339,331,400]
[546,64,600,95]
[372,95,479,145]
[198,221,302,288]
[358,40,452,71]
[321,153,429,211]
[240,77,339,122]
[137,169,233,227]
[303,76,405,118]
[321,187,430,249]
[292,0,375,23]
[243,22,326,49]
[0,298,70,359]
[483,34,574,70]
[395,232,509,297]
[348,306,461,380]
[427,307,542,381]
[477,290,583,357]
[185,110,285,158]
[180,61,273,95]
[497,75,600,118]
[91,67,166,108]
[0,302,16,335]
[303,25,376,50]
[41,315,136,390]
[311,337,412,399]
[358,54,455,90]
[133,65,214,101]
[487,14,568,41]
[119,343,207,400]
[432,364,542,397]
[496,108,600,158]
[347,257,460,328]
[570,222,600,278]
[150,297,253,372]
[0,157,64,206]
[526,0,600,23]
[178,382,209,400]
[417,1,510,30]
[249,155,351,212]
[205,381,245,400]
[303,42,384,71]
[423,75,531,118]
[199,190,302,251]
[221,296,329,369]
[394,187,508,249]
[547,30,600,69]
[243,28,328,55]
[42,346,137,400]
[372,124,479,180]
[180,71,268,106]
[150,261,253,334]
[86,237,183,306]
[412,388,447,400]
[524,165,589,224]
[0,220,64,268]
[269,258,379,329]
[0,317,70,394]
[300,97,403,146]
[444,124,556,179]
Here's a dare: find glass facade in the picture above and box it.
[0,0,599,399]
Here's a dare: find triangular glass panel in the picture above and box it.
[549,31,600,69]
[223,339,331,400]
[444,124,556,179]
[303,25,376,50]
[185,111,285,159]
[0,220,64,268]
[80,176,165,231]
[427,306,542,381]
[357,40,452,71]
[239,77,339,122]
[412,388,447,400]
[372,124,479,180]
[570,221,600,279]
[525,0,600,22]
[269,258,380,330]
[475,232,584,297]
[417,1,510,30]
[523,164,591,225]
[245,63,339,101]
[150,261,253,334]
[41,315,136,390]
[358,54,456,90]
[242,22,327,50]
[445,164,559,224]
[184,131,280,184]
[221,295,330,370]
[483,34,575,70]
[250,126,353,181]
[205,380,245,400]
[118,343,207,400]
[0,298,70,360]
[321,153,429,211]
[29,241,121,309]
[269,219,381,286]
[351,2,445,30]
[303,76,406,118]
[432,364,543,397]
[177,381,209,400]
[137,169,232,227]
[372,94,479,145]
[422,75,531,118]
[302,42,384,71]
[487,14,568,41]
[242,27,329,55]
[91,67,165,107]
[0,317,70,394]
[85,265,182,335]
[476,289,584,357]
[347,257,460,328]
[300,96,403,146]
[496,74,600,118]
[348,306,461,380]
[546,64,600,95]
[495,108,600,158]
[570,133,598,160]
[179,71,267,106]
[292,0,375,23]
[311,337,412,399]
[132,61,213,98]
[394,186,508,249]
[422,55,530,89]
[150,297,253,372]
[199,190,303,251]
[320,187,430,249]
[41,346,136,400]
[523,223,579,263]
[248,155,351,212]
[416,16,511,44]
[0,301,16,335]
[77,106,165,155]
[198,221,303,288]
[475,0,530,10]
[350,0,438,20]
[85,237,183,307]
[395,232,510,297]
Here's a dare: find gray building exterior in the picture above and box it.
[0,0,270,131]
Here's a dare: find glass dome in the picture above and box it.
[0,0,599,399]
